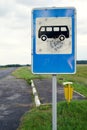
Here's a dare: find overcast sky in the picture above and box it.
[0,0,87,65]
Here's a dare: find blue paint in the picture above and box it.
[32,7,76,74]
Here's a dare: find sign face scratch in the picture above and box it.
[32,8,76,74]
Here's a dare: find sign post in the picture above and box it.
[52,74,57,130]
[32,7,76,130]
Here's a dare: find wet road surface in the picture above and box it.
[0,67,17,79]
[0,68,32,130]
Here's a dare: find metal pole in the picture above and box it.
[52,74,57,130]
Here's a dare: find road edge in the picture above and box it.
[31,80,41,107]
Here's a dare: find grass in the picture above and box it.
[12,65,87,130]
[12,67,51,84]
[0,67,8,70]
[13,65,87,97]
[17,100,87,130]
[58,65,87,97]
[58,65,87,84]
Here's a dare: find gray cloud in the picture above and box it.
[0,6,8,17]
[77,18,87,35]
[0,1,15,17]
[0,4,30,30]
[16,0,52,6]
[78,28,87,35]
[0,0,87,65]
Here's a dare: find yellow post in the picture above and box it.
[63,82,73,103]
[68,84,70,103]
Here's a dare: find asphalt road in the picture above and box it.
[34,79,86,104]
[0,67,17,79]
[0,68,32,130]
[0,68,86,130]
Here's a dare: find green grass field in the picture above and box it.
[17,100,87,130]
[13,65,87,97]
[0,67,8,70]
[58,65,87,97]
[12,65,87,130]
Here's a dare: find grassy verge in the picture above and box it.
[13,65,87,97]
[13,66,87,130]
[17,100,87,130]
[0,67,8,70]
[58,65,87,97]
[12,67,51,84]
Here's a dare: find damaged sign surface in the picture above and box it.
[32,7,76,74]
[36,17,72,54]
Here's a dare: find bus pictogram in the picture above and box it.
[38,25,69,41]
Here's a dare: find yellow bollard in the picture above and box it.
[63,82,73,103]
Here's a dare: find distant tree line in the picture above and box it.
[0,61,87,68]
[0,64,31,67]
[76,60,87,64]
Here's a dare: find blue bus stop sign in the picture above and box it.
[32,7,76,74]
